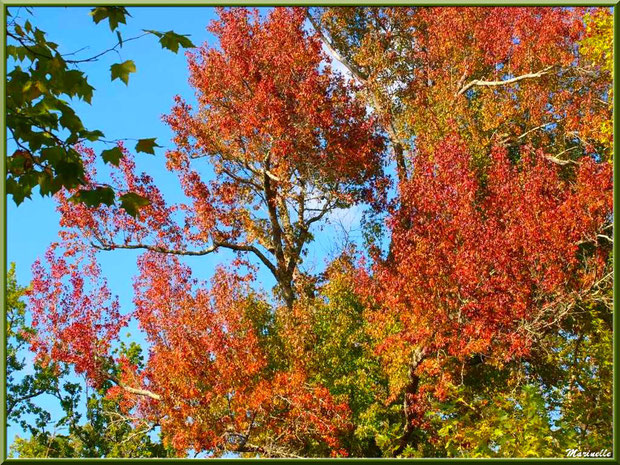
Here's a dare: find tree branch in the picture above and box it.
[111,377,162,401]
[262,157,286,272]
[91,241,219,256]
[306,10,409,182]
[393,346,428,457]
[456,66,554,96]
[216,240,279,279]
[543,153,579,166]
[7,29,150,64]
[305,11,368,85]
[7,389,47,416]
[91,235,279,285]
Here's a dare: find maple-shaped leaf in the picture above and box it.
[90,7,130,31]
[68,186,115,207]
[6,177,31,205]
[135,138,161,154]
[101,147,124,166]
[110,60,136,85]
[119,192,150,217]
[145,29,195,53]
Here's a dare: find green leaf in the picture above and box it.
[59,69,94,103]
[7,178,31,206]
[90,7,130,31]
[119,192,150,217]
[40,147,66,166]
[58,107,83,133]
[33,29,46,44]
[135,138,161,155]
[55,159,85,189]
[101,147,124,166]
[155,30,195,53]
[116,30,123,48]
[110,60,136,86]
[68,186,116,208]
[7,45,28,62]
[81,129,105,142]
[37,171,59,197]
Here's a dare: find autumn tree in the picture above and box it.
[308,7,613,174]
[60,7,388,308]
[26,7,384,457]
[309,6,613,455]
[361,137,612,455]
[18,6,613,458]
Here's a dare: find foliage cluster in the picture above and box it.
[7,6,613,458]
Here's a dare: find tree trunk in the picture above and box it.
[393,347,427,456]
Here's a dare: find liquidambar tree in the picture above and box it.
[24,6,612,458]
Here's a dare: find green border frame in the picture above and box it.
[1,2,617,463]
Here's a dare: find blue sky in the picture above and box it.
[8,6,221,284]
[7,6,367,453]
[7,6,221,451]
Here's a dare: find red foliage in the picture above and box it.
[132,253,351,454]
[28,240,127,386]
[164,7,386,250]
[24,6,612,457]
[369,134,612,394]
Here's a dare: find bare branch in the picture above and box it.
[305,11,368,85]
[7,29,150,64]
[515,121,558,141]
[113,378,162,401]
[91,236,279,281]
[220,166,262,192]
[456,66,554,96]
[216,240,279,279]
[91,241,219,256]
[305,199,333,226]
[543,154,579,166]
